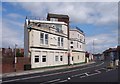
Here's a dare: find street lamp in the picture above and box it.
[92,39,98,55]
[14,44,17,72]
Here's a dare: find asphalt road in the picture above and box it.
[2,60,119,84]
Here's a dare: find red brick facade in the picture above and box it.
[2,57,31,73]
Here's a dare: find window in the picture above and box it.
[71,46,73,48]
[40,33,44,44]
[56,25,62,33]
[50,18,58,21]
[72,57,73,61]
[58,37,60,46]
[80,45,81,48]
[58,37,64,47]
[71,41,73,44]
[45,34,48,44]
[55,56,59,61]
[77,42,78,48]
[61,38,63,47]
[78,56,79,59]
[60,56,63,61]
[35,56,39,63]
[40,33,48,45]
[42,56,46,62]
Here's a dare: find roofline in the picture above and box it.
[47,13,69,18]
[29,20,67,25]
[70,29,85,36]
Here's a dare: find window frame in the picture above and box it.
[35,55,39,63]
[60,56,63,61]
[45,34,48,45]
[55,56,59,61]
[42,56,46,62]
[40,33,44,44]
[40,33,48,45]
[58,37,60,46]
[61,38,63,47]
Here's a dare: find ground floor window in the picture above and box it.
[55,56,59,61]
[72,57,74,61]
[35,56,39,63]
[42,56,46,62]
[60,56,63,61]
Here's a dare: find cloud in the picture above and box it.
[3,18,24,28]
[86,33,118,53]
[2,0,120,2]
[2,24,24,48]
[10,2,118,26]
[2,18,24,48]
[6,13,24,19]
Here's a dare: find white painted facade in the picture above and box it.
[69,29,86,64]
[24,19,69,68]
[24,16,86,68]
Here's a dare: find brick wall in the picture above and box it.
[2,57,31,73]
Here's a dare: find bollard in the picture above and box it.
[110,61,114,68]
[115,60,119,67]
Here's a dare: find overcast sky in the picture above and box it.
[1,0,119,53]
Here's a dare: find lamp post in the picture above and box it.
[93,40,95,55]
[14,44,17,72]
[92,39,98,54]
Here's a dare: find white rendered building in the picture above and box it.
[24,14,70,68]
[69,28,86,64]
[24,13,85,68]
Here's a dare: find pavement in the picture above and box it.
[2,60,118,83]
[2,61,95,78]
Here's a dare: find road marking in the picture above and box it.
[84,73,89,76]
[87,72,100,77]
[58,79,68,83]
[20,75,41,80]
[47,79,60,83]
[71,73,86,77]
[95,70,101,73]
[3,62,104,83]
[41,79,60,84]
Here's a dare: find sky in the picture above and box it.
[1,0,119,54]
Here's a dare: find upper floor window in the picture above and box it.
[58,37,60,46]
[61,38,63,47]
[50,18,58,21]
[45,34,48,45]
[40,33,48,45]
[58,37,64,47]
[40,33,44,44]
[77,42,78,48]
[56,24,62,33]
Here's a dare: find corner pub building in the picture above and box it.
[24,13,86,69]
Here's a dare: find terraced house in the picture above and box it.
[24,13,86,69]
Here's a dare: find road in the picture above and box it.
[2,60,119,83]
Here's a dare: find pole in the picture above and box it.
[93,40,95,54]
[14,44,17,72]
